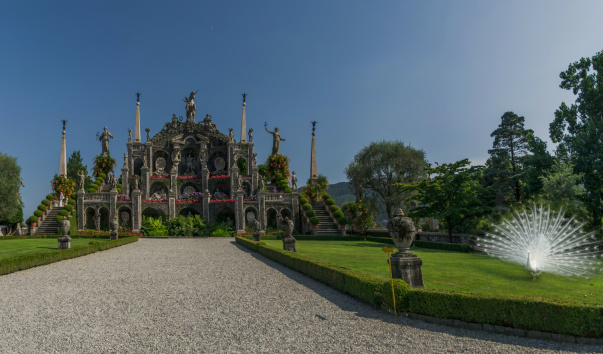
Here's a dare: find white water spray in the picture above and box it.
[476,204,602,279]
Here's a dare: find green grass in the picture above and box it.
[0,238,110,260]
[262,240,603,305]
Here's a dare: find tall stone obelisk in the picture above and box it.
[59,120,67,177]
[310,121,318,180]
[134,92,141,143]
[240,93,247,143]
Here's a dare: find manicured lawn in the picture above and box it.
[0,238,110,260]
[262,240,603,305]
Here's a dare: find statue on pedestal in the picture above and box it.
[97,127,114,156]
[182,91,198,122]
[265,122,285,154]
[248,128,253,142]
[291,171,297,190]
[128,129,132,142]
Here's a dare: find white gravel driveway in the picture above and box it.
[0,238,600,353]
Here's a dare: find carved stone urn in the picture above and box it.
[388,208,416,254]
[387,208,424,287]
[58,216,71,249]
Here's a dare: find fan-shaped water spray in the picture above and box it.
[476,204,602,279]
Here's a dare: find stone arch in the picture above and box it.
[266,207,278,229]
[99,207,110,230]
[149,181,169,200]
[85,207,95,229]
[208,151,228,174]
[280,207,292,219]
[133,157,143,176]
[153,150,171,176]
[215,206,235,225]
[244,206,258,227]
[211,180,230,200]
[142,207,167,221]
[242,181,252,198]
[118,206,132,230]
[179,207,201,217]
[182,147,199,176]
[180,181,200,196]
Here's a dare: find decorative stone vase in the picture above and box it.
[387,208,424,287]
[110,217,119,240]
[388,208,416,254]
[58,216,71,249]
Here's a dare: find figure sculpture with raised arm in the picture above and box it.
[265,122,286,154]
[182,91,198,122]
[97,127,114,156]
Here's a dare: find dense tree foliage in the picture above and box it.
[303,175,329,203]
[538,160,587,220]
[0,153,24,230]
[521,136,556,199]
[549,49,603,228]
[485,111,533,203]
[345,140,427,218]
[398,159,492,240]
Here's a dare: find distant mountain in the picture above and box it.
[325,181,356,207]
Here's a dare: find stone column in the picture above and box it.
[59,130,67,177]
[109,189,117,221]
[146,141,153,176]
[121,166,129,196]
[240,101,247,143]
[390,254,424,288]
[235,190,245,234]
[134,98,141,143]
[77,190,85,230]
[132,189,142,233]
[230,165,239,197]
[310,131,317,180]
[258,190,266,234]
[141,166,149,200]
[126,141,133,173]
[203,190,210,222]
[168,196,176,219]
[251,166,259,195]
[170,171,178,198]
[291,192,300,233]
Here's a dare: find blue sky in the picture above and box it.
[2,1,603,220]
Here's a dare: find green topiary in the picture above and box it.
[46,194,56,200]
[42,199,51,206]
[461,243,471,253]
[275,173,283,180]
[87,188,96,193]
[284,188,292,193]
[68,199,76,205]
[334,210,344,219]
[329,205,340,213]
[59,210,69,217]
[70,192,77,200]
[117,188,122,194]
[98,173,107,180]
[306,210,316,218]
[322,194,331,200]
[338,216,348,225]
[56,215,65,223]
[302,203,313,211]
[117,184,122,189]
[299,197,308,205]
[34,210,43,217]
[37,204,47,212]
[310,216,320,225]
[325,198,336,206]
[63,204,73,212]
[28,215,39,225]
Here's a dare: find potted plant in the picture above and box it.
[310,216,320,229]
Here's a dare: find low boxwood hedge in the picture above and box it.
[305,210,316,218]
[0,236,138,277]
[302,203,312,211]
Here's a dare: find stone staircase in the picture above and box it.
[35,206,64,235]
[313,201,340,236]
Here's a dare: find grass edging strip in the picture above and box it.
[0,236,139,277]
[235,236,603,338]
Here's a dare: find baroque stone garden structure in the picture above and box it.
[77,92,300,234]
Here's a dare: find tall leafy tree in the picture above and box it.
[0,152,24,231]
[345,140,427,218]
[522,136,556,199]
[549,49,603,228]
[398,159,492,241]
[538,160,587,220]
[486,111,533,203]
[67,150,92,190]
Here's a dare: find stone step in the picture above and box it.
[35,207,64,235]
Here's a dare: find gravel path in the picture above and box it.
[0,238,600,353]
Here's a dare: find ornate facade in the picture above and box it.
[77,94,299,234]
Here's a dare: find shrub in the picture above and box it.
[284,188,292,193]
[304,175,329,203]
[338,217,348,225]
[329,205,340,213]
[117,184,122,189]
[87,188,96,193]
[64,204,73,212]
[322,194,331,200]
[306,210,316,218]
[34,210,43,217]
[28,216,38,225]
[333,210,344,219]
[211,229,232,237]
[380,279,411,312]
[37,204,47,212]
[46,194,55,200]
[42,199,51,206]
[68,199,76,205]
[275,173,283,180]
[56,215,65,224]
[164,215,207,237]
[310,216,320,225]
[98,173,107,180]
[59,210,69,217]
[461,243,471,253]
[141,216,168,236]
[70,192,77,200]
[302,203,313,211]
[299,197,308,205]
[325,198,336,206]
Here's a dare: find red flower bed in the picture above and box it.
[150,175,169,179]
[175,200,200,204]
[210,199,234,203]
[142,199,167,203]
[77,231,142,237]
[210,175,230,179]
[177,175,202,180]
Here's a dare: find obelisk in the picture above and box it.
[134,92,141,143]
[310,121,317,180]
[59,120,67,177]
[240,93,247,143]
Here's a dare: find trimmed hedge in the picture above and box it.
[235,236,603,337]
[34,210,43,217]
[305,210,316,218]
[293,235,365,241]
[42,199,51,206]
[302,203,313,211]
[325,198,336,206]
[64,204,73,212]
[366,236,394,244]
[338,217,349,226]
[59,210,69,217]
[299,198,308,205]
[329,205,340,213]
[0,236,139,277]
[333,210,344,219]
[310,216,320,225]
[37,204,47,212]
[322,194,331,200]
[46,194,55,200]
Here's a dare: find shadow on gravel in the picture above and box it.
[230,240,600,352]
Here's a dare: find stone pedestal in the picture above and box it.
[252,232,261,242]
[282,236,296,252]
[58,236,72,249]
[389,252,424,288]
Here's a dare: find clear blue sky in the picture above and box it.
[2,1,602,220]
